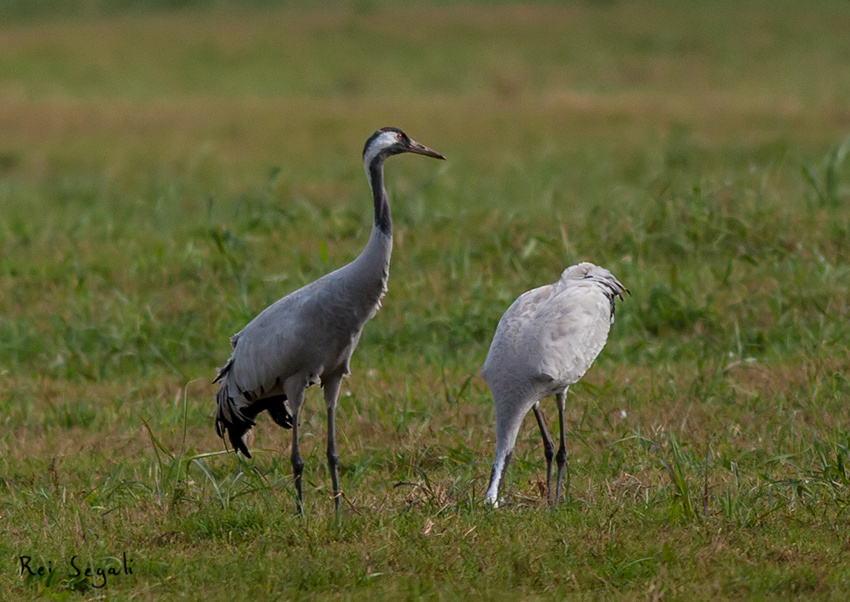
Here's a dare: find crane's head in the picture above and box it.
[363,127,446,169]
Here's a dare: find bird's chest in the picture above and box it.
[312,282,384,366]
[324,275,385,325]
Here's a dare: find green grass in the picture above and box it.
[2,1,850,599]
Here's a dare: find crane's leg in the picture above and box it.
[322,375,343,511]
[554,391,568,504]
[485,447,513,507]
[532,402,555,506]
[285,377,308,515]
[291,414,305,515]
[485,397,527,507]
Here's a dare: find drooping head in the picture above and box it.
[560,262,629,301]
[560,262,602,282]
[363,127,445,171]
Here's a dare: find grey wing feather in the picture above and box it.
[482,262,627,393]
[213,294,313,456]
[481,283,557,387]
[537,263,626,384]
[213,228,391,457]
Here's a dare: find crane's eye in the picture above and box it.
[397,133,403,140]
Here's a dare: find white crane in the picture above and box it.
[214,127,445,512]
[482,262,627,506]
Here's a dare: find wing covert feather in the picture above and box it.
[483,262,625,392]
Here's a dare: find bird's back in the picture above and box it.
[220,245,390,397]
[482,262,626,396]
[213,245,391,455]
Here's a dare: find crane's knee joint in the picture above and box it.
[556,447,567,465]
[326,452,339,468]
[544,447,554,462]
[291,456,305,474]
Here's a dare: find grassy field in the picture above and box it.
[1,0,850,599]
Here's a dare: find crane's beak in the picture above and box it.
[407,139,446,160]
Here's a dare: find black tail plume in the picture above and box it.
[214,382,293,458]
[215,385,254,458]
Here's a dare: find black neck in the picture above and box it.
[368,156,392,235]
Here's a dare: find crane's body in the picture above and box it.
[215,224,390,421]
[482,262,626,506]
[214,127,445,512]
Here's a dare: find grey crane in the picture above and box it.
[482,262,627,506]
[214,127,445,512]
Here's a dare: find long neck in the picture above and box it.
[367,155,392,234]
[346,154,393,291]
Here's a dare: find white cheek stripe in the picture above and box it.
[363,131,397,173]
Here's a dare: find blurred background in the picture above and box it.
[2,0,848,381]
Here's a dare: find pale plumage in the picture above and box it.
[483,262,627,506]
[214,127,445,512]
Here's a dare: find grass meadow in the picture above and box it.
[2,1,850,599]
